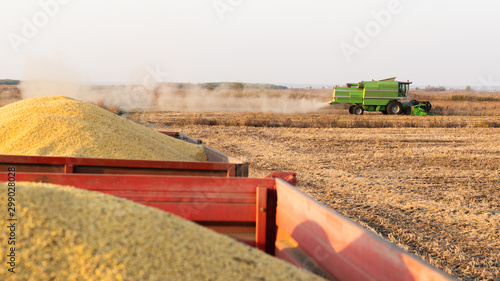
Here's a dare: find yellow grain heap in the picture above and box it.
[0,182,324,281]
[0,96,207,161]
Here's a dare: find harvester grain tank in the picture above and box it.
[330,77,433,115]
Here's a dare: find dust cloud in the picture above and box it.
[20,56,91,101]
[155,85,327,113]
[19,56,327,113]
[19,56,153,110]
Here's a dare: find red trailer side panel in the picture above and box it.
[274,180,455,281]
[11,173,275,248]
[6,172,454,281]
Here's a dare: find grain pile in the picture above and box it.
[0,96,206,161]
[0,182,324,281]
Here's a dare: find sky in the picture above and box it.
[1,0,499,88]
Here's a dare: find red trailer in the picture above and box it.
[1,131,455,280]
[5,171,455,281]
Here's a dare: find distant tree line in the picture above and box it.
[0,79,20,85]
[156,82,287,90]
[199,82,287,90]
[425,85,446,92]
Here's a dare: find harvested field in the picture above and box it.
[2,87,499,280]
[140,115,500,280]
[0,85,21,107]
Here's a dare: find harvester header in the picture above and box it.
[330,78,432,115]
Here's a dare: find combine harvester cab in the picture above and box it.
[330,77,433,115]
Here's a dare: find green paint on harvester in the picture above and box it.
[330,77,433,115]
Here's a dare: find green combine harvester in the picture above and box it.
[330,77,433,115]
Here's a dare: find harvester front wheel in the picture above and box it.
[348,105,356,114]
[387,101,403,115]
[353,106,364,115]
